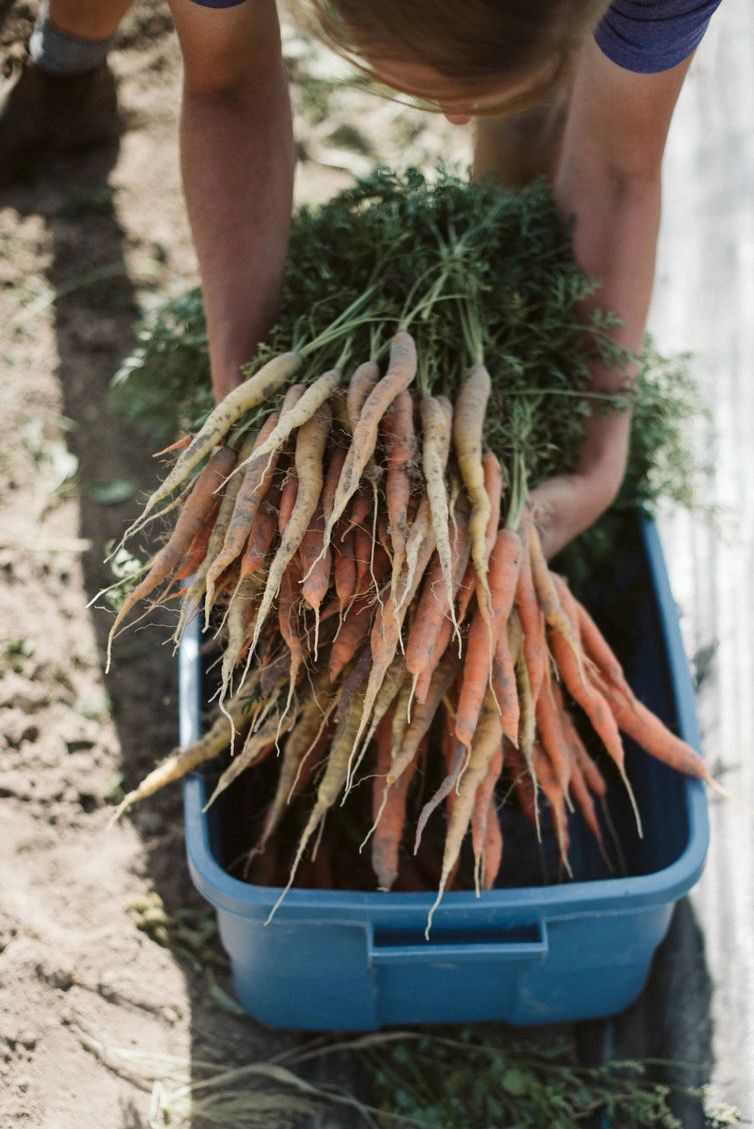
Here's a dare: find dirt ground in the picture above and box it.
[0,4,469,1126]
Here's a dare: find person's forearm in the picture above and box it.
[180,54,294,402]
[554,164,662,487]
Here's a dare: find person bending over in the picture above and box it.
[0,0,722,557]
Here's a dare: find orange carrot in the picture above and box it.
[550,630,642,836]
[240,496,279,578]
[535,745,572,878]
[278,469,299,535]
[328,592,373,683]
[372,702,418,892]
[278,559,305,699]
[535,679,575,799]
[602,679,713,784]
[203,412,281,606]
[105,446,237,668]
[153,433,193,458]
[514,534,547,708]
[405,499,471,693]
[525,512,583,674]
[250,403,332,656]
[173,498,220,580]
[353,517,374,598]
[334,526,357,611]
[121,351,301,541]
[471,744,503,894]
[455,527,521,753]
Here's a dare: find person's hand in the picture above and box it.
[528,409,630,559]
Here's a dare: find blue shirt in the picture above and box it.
[595,0,723,73]
[188,0,724,75]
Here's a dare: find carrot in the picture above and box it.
[200,431,259,622]
[455,527,521,753]
[277,559,305,709]
[550,630,643,836]
[601,678,713,785]
[535,678,575,800]
[346,361,380,432]
[398,494,431,608]
[334,527,357,612]
[347,658,406,790]
[298,503,331,658]
[219,576,260,701]
[121,352,301,542]
[352,521,374,599]
[404,496,470,695]
[569,757,607,856]
[105,446,237,669]
[455,560,477,626]
[513,533,547,708]
[482,790,504,891]
[152,433,193,458]
[347,522,436,788]
[453,363,493,625]
[341,487,372,539]
[492,636,519,747]
[328,592,372,682]
[371,687,419,891]
[535,745,572,879]
[250,403,332,655]
[389,647,459,787]
[321,331,417,552]
[420,394,460,646]
[240,483,280,578]
[482,451,504,559]
[110,690,253,820]
[525,511,584,677]
[265,681,367,924]
[425,692,503,937]
[381,388,416,574]
[204,709,297,810]
[321,445,346,523]
[278,468,299,535]
[173,499,221,581]
[202,412,282,609]
[471,744,503,895]
[415,735,466,855]
[231,367,342,484]
[553,574,630,694]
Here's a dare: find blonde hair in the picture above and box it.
[296,0,609,104]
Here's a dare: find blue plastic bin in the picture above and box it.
[180,513,709,1031]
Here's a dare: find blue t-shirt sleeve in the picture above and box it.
[189,0,246,7]
[594,0,723,73]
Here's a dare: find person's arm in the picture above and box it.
[167,0,294,404]
[527,40,693,558]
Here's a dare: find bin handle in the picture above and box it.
[368,921,548,967]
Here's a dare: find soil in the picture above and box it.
[0,4,466,1125]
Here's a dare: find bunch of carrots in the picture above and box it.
[104,321,722,933]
